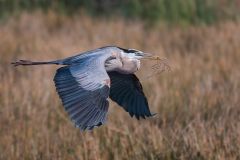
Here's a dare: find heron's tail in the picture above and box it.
[11,60,61,66]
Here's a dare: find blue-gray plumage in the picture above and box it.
[12,46,160,130]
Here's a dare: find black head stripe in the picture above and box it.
[117,47,140,53]
[127,49,139,53]
[117,47,129,53]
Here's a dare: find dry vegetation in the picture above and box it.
[0,11,240,160]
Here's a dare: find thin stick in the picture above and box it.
[141,57,171,82]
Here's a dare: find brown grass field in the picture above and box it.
[0,12,240,160]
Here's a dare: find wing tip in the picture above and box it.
[75,121,104,131]
[131,112,157,120]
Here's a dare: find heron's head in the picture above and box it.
[118,47,159,60]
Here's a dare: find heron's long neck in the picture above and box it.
[105,58,122,72]
[116,58,140,74]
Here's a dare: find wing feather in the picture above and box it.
[54,52,112,130]
[108,71,154,119]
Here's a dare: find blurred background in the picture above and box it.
[0,0,240,159]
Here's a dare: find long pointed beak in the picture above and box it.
[142,53,161,60]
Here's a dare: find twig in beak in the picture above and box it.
[140,56,171,82]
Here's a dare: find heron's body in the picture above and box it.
[58,46,140,74]
[12,46,156,130]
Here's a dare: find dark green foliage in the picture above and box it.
[0,0,239,24]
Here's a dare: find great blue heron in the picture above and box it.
[12,46,160,130]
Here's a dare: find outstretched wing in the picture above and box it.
[54,53,112,130]
[108,71,153,119]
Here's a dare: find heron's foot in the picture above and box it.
[11,60,34,66]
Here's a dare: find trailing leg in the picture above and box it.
[11,60,61,66]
